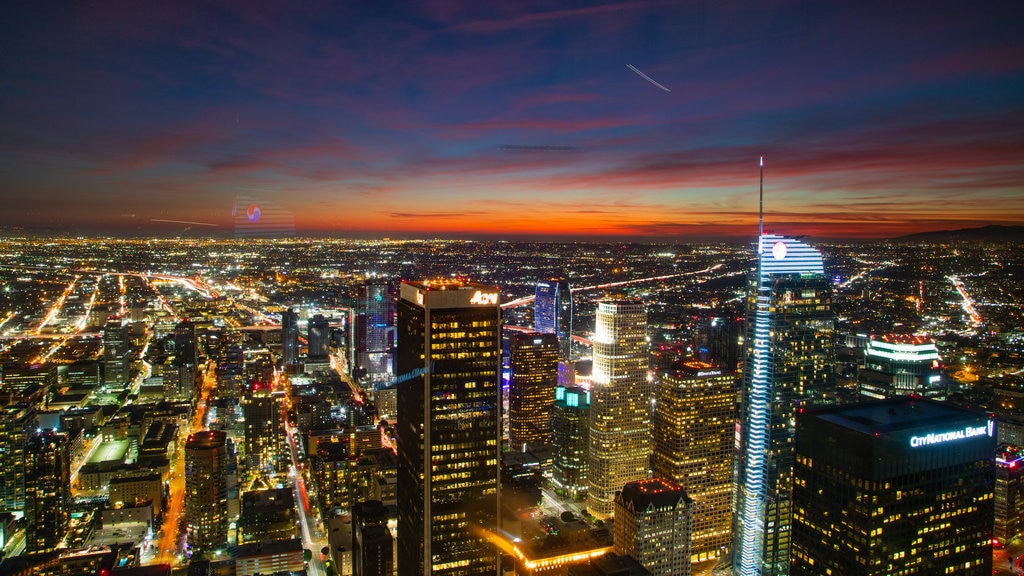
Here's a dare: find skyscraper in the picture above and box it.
[24,429,70,552]
[281,308,299,368]
[995,444,1024,543]
[185,430,229,552]
[508,332,559,450]
[553,385,590,499]
[733,234,836,576]
[396,280,501,575]
[613,478,693,576]
[103,317,129,386]
[308,314,331,363]
[243,385,284,474]
[791,397,995,575]
[357,284,396,389]
[652,362,735,561]
[0,404,36,511]
[353,500,394,576]
[588,299,650,518]
[173,320,198,400]
[535,278,573,360]
[858,335,944,400]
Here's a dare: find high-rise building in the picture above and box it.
[353,500,394,576]
[613,478,693,576]
[24,429,70,552]
[588,299,650,518]
[173,320,198,400]
[0,404,36,511]
[535,279,573,360]
[695,314,742,372]
[553,385,590,499]
[791,397,995,575]
[396,279,501,575]
[357,284,396,389]
[858,335,944,400]
[308,314,331,364]
[281,308,299,368]
[733,234,836,576]
[185,430,229,552]
[243,385,284,474]
[103,317,129,386]
[652,362,735,561]
[508,332,559,450]
[995,444,1024,543]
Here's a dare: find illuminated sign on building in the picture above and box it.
[909,421,993,448]
[469,291,498,305]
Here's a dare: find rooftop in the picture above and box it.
[809,396,990,436]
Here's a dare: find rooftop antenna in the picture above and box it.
[758,155,764,239]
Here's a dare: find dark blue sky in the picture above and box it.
[2,1,1023,238]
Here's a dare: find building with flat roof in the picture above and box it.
[185,430,228,553]
[858,335,944,400]
[553,385,590,499]
[396,279,501,575]
[791,397,995,575]
[508,332,559,450]
[995,444,1024,543]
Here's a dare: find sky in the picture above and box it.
[1,1,1023,240]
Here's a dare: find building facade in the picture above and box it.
[508,332,559,450]
[791,397,995,575]
[552,385,590,499]
[185,430,229,552]
[733,234,836,576]
[995,444,1024,543]
[0,404,36,511]
[613,478,693,576]
[281,308,299,368]
[652,362,735,561]
[357,284,396,389]
[308,314,331,364]
[25,430,71,552]
[858,335,944,400]
[396,280,502,575]
[535,279,573,361]
[588,300,650,518]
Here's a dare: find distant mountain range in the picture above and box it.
[897,225,1024,242]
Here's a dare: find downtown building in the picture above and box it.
[733,234,836,576]
[281,308,299,369]
[858,335,944,400]
[396,280,502,575]
[588,299,650,518]
[357,284,396,389]
[0,404,36,512]
[308,313,332,365]
[535,278,573,361]
[652,362,736,561]
[613,478,693,576]
[508,332,559,451]
[791,397,995,575]
[995,444,1024,543]
[552,385,590,499]
[24,429,71,552]
[185,430,229,553]
[243,384,286,475]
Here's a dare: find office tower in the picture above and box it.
[185,430,229,552]
[733,234,836,576]
[357,284,396,389]
[695,314,742,372]
[24,429,70,552]
[353,500,394,576]
[173,320,198,400]
[508,332,559,450]
[535,278,573,360]
[281,308,299,368]
[995,444,1024,543]
[858,335,944,400]
[243,386,284,474]
[791,397,995,575]
[396,280,501,575]
[103,317,129,386]
[308,314,331,363]
[588,299,650,518]
[553,385,590,499]
[652,362,735,561]
[0,404,36,511]
[613,478,693,576]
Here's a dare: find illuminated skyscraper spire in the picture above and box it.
[733,159,836,576]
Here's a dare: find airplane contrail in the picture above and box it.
[151,219,219,227]
[627,64,671,92]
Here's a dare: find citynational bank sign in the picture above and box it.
[909,420,994,448]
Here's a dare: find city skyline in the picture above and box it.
[2,2,1023,239]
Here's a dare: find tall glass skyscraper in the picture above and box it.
[357,284,396,389]
[508,332,559,450]
[733,234,836,576]
[587,299,650,518]
[535,279,573,360]
[396,280,501,575]
[281,308,299,368]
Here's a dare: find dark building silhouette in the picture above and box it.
[308,314,331,364]
[353,500,393,576]
[281,308,299,368]
[185,430,229,552]
[25,429,70,552]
